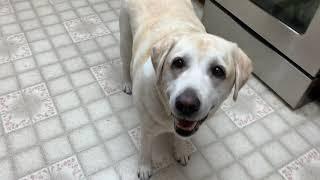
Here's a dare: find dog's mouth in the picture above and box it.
[173,115,208,137]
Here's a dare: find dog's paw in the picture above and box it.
[174,150,191,166]
[137,164,152,180]
[173,140,193,166]
[122,81,132,95]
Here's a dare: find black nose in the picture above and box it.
[175,88,201,116]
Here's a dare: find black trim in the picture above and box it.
[209,0,316,79]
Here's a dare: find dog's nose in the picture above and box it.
[175,88,200,116]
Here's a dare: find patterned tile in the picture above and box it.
[22,83,57,123]
[49,156,85,180]
[19,168,50,180]
[0,33,32,64]
[0,83,57,133]
[0,0,13,16]
[0,91,31,133]
[91,61,122,96]
[64,14,110,43]
[279,149,320,180]
[221,85,274,128]
[19,156,85,180]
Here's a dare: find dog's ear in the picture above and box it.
[151,38,176,84]
[232,45,253,101]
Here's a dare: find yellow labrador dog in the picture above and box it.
[119,0,252,179]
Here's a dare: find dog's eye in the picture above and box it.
[171,57,185,69]
[210,66,225,78]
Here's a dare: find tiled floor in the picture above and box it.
[0,0,319,179]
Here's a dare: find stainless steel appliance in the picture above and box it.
[203,0,320,109]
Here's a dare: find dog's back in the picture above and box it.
[124,0,205,75]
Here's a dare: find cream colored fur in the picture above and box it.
[119,0,252,179]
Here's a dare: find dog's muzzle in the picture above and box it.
[173,115,208,137]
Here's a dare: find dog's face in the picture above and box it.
[151,34,252,137]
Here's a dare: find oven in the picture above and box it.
[203,0,320,109]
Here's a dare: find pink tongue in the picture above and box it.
[177,120,197,129]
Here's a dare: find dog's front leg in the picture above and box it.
[173,135,193,166]
[138,128,153,180]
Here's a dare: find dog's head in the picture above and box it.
[151,33,252,137]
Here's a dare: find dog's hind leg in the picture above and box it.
[119,0,133,94]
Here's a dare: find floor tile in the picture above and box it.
[118,107,141,129]
[105,133,136,162]
[86,99,112,120]
[35,51,59,67]
[0,91,31,133]
[207,110,237,138]
[49,156,85,180]
[3,33,32,61]
[54,91,81,112]
[0,137,7,159]
[0,76,19,95]
[243,122,272,146]
[224,132,254,158]
[70,69,95,87]
[191,123,217,147]
[261,142,293,167]
[18,69,43,88]
[19,168,50,180]
[69,124,99,152]
[57,45,79,60]
[201,142,234,170]
[0,62,14,79]
[43,136,73,163]
[261,113,290,136]
[91,62,123,96]
[64,14,110,43]
[280,131,311,156]
[77,82,104,104]
[77,39,99,54]
[221,85,274,128]
[41,63,65,80]
[63,57,87,73]
[279,149,320,180]
[109,92,133,111]
[0,0,13,16]
[241,152,273,179]
[220,163,252,180]
[8,126,37,152]
[26,29,47,42]
[297,121,320,146]
[14,147,45,177]
[180,152,212,180]
[278,107,307,126]
[90,167,120,180]
[61,107,90,131]
[79,145,111,175]
[94,115,123,140]
[115,155,139,180]
[0,159,14,180]
[48,76,73,96]
[13,57,36,73]
[35,116,64,140]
